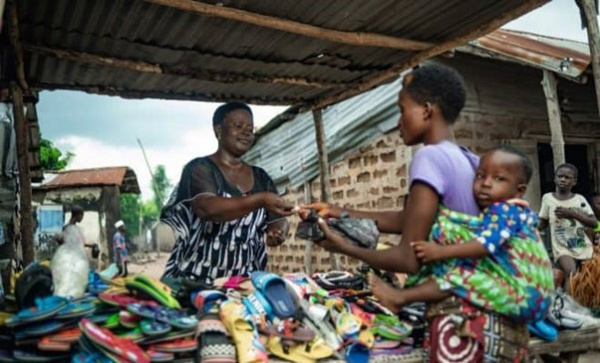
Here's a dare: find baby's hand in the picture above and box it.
[412,241,444,263]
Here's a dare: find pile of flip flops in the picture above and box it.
[191,270,419,363]
[0,273,200,362]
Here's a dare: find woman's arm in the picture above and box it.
[316,182,438,274]
[191,192,293,222]
[304,203,404,234]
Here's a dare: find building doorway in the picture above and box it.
[537,143,592,197]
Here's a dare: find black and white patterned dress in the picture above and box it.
[160,157,278,283]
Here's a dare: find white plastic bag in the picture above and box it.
[51,224,89,298]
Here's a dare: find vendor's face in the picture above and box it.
[217,109,255,156]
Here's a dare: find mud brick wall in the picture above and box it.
[267,132,411,274]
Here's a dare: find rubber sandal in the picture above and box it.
[150,338,196,353]
[17,320,69,338]
[116,327,144,341]
[213,276,255,293]
[12,349,69,362]
[259,318,315,343]
[282,273,324,298]
[127,275,180,309]
[102,313,120,329]
[313,271,366,291]
[98,291,143,307]
[191,290,228,315]
[287,337,335,362]
[220,300,268,363]
[196,313,236,363]
[127,302,198,330]
[80,318,150,362]
[56,301,96,320]
[266,336,315,363]
[146,349,174,362]
[326,299,361,341]
[371,314,412,341]
[138,328,195,345]
[37,336,71,352]
[119,310,141,329]
[6,296,68,327]
[250,272,296,319]
[242,290,273,323]
[528,320,558,342]
[141,319,171,336]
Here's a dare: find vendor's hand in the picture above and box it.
[261,193,295,216]
[555,207,574,219]
[314,218,349,254]
[412,241,445,263]
[300,202,342,219]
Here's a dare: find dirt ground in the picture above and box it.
[128,255,600,362]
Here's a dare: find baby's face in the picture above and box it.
[473,150,526,208]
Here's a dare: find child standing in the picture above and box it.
[590,194,600,245]
[538,164,597,292]
[371,145,554,323]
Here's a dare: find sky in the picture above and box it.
[37,0,598,201]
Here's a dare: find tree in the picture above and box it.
[119,194,141,237]
[151,165,171,209]
[40,138,74,171]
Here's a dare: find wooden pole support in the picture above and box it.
[312,109,341,270]
[577,0,600,118]
[541,70,565,167]
[10,83,34,266]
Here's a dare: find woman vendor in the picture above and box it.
[161,102,294,284]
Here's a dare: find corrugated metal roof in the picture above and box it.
[37,166,141,194]
[461,29,591,80]
[12,0,546,108]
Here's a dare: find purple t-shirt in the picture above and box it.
[410,141,480,216]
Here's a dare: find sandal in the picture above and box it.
[80,318,150,362]
[196,313,236,363]
[220,300,268,363]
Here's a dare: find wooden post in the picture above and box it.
[312,109,341,270]
[303,181,313,275]
[541,70,565,166]
[578,0,600,118]
[10,83,34,266]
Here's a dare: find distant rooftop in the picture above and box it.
[35,166,140,194]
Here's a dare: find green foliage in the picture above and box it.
[119,193,141,237]
[151,165,171,209]
[40,138,74,171]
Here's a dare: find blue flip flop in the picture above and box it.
[140,319,171,336]
[57,301,96,320]
[6,296,68,327]
[528,319,558,342]
[250,272,296,319]
[242,290,273,322]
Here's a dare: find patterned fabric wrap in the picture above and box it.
[408,201,554,323]
[425,296,529,363]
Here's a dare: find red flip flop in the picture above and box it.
[80,318,150,363]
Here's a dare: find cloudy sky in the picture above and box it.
[37,0,597,200]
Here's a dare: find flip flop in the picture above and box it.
[119,310,141,329]
[6,296,68,327]
[12,350,70,362]
[191,290,228,315]
[196,313,236,363]
[98,291,142,307]
[116,327,144,341]
[80,318,150,363]
[213,276,255,293]
[250,272,296,319]
[242,291,273,323]
[371,314,413,341]
[127,303,198,330]
[220,300,268,363]
[282,273,325,298]
[18,320,70,337]
[47,326,81,343]
[258,318,315,343]
[146,349,174,362]
[126,276,180,309]
[56,301,96,320]
[37,336,71,352]
[140,319,171,336]
[138,328,196,345]
[103,313,121,329]
[150,338,196,353]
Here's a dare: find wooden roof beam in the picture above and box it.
[312,0,549,110]
[144,0,431,51]
[23,44,345,89]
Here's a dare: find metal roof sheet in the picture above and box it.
[11,0,546,108]
[38,166,141,194]
[462,29,591,80]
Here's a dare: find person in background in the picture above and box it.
[113,220,129,277]
[57,206,96,251]
[538,163,597,292]
[590,193,600,245]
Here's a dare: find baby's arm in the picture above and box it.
[413,241,487,263]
